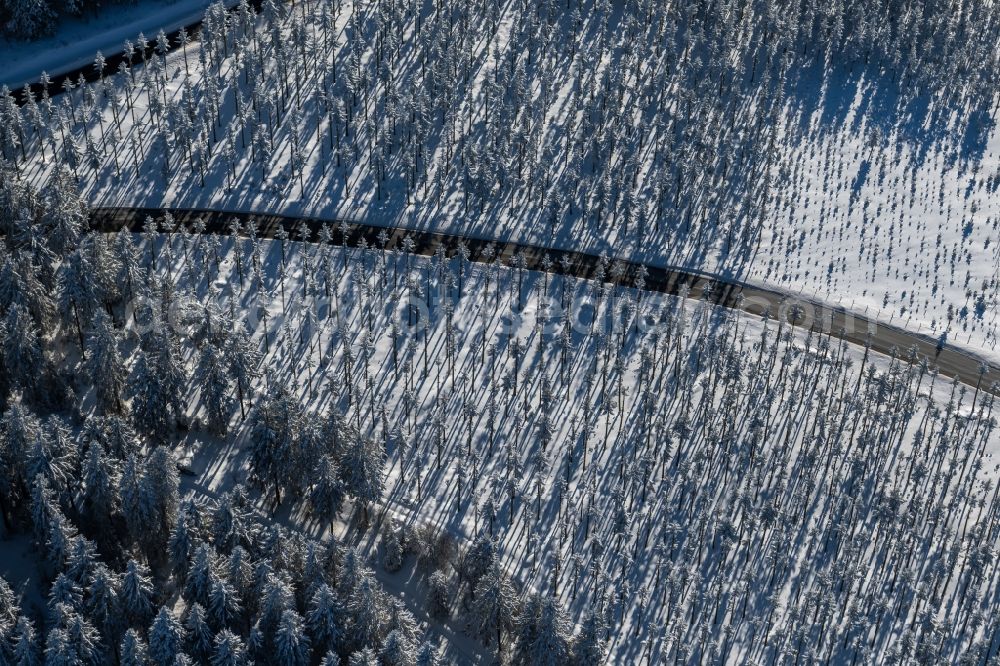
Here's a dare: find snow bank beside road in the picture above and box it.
[1,0,216,90]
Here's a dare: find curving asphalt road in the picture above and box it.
[89,206,1000,396]
[14,0,996,394]
[14,0,258,103]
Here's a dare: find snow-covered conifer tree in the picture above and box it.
[246,385,302,507]
[211,488,253,556]
[306,582,343,654]
[347,573,386,652]
[63,536,96,587]
[0,575,18,633]
[208,577,241,631]
[347,647,379,666]
[82,235,121,308]
[184,543,215,608]
[414,641,440,666]
[28,467,55,541]
[0,252,54,334]
[257,572,294,639]
[211,629,247,666]
[341,434,384,524]
[60,604,102,663]
[12,614,40,666]
[224,326,261,419]
[148,606,183,666]
[0,404,43,523]
[138,446,180,556]
[463,533,497,590]
[40,165,85,257]
[309,454,345,529]
[470,559,518,649]
[426,571,452,621]
[114,230,143,310]
[25,419,73,502]
[381,526,403,574]
[195,342,236,435]
[572,609,607,665]
[2,0,54,39]
[513,593,574,666]
[2,304,43,394]
[85,413,139,459]
[151,325,187,410]
[128,348,179,441]
[86,563,122,642]
[85,310,126,414]
[42,494,73,572]
[43,627,76,666]
[119,628,148,666]
[380,629,416,666]
[168,510,196,578]
[183,603,213,661]
[120,559,154,628]
[47,575,82,625]
[274,609,310,666]
[118,453,149,547]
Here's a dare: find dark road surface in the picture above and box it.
[17,0,996,398]
[90,206,1000,396]
[13,0,996,396]
[13,0,253,103]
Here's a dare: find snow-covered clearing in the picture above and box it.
[8,0,1000,366]
[106,226,1000,663]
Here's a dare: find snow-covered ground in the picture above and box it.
[761,67,1000,357]
[12,0,1000,368]
[114,229,999,663]
[0,533,45,618]
[6,0,1000,661]
[0,0,221,90]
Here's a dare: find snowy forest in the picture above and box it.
[5,0,1000,350]
[1,0,1000,664]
